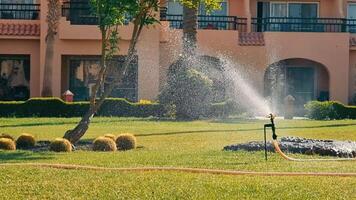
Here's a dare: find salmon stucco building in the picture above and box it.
[0,0,356,110]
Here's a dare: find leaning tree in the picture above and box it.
[42,0,61,97]
[63,0,159,144]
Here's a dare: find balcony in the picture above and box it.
[61,1,131,25]
[0,3,40,20]
[252,17,356,33]
[160,8,247,32]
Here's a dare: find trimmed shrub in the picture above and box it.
[116,134,136,151]
[104,134,116,141]
[0,133,15,141]
[305,101,356,120]
[93,137,117,152]
[159,67,213,120]
[16,133,36,149]
[0,138,16,150]
[0,98,163,118]
[50,138,72,152]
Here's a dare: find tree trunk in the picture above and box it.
[182,5,198,57]
[41,34,55,97]
[42,0,60,97]
[64,30,109,144]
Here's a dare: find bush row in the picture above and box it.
[305,101,356,120]
[0,98,238,118]
[0,98,164,118]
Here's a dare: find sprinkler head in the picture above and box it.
[268,113,276,120]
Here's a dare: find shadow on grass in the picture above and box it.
[0,118,137,128]
[0,151,54,162]
[138,123,356,137]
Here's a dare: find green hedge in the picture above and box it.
[305,101,356,120]
[0,98,164,118]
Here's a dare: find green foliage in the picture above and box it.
[116,133,136,151]
[16,133,36,149]
[305,101,356,120]
[0,138,16,150]
[0,98,163,118]
[159,66,213,120]
[0,133,15,141]
[93,136,117,151]
[50,138,72,152]
[209,100,240,118]
[178,0,221,12]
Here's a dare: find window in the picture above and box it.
[269,2,318,31]
[348,3,356,33]
[0,55,30,101]
[67,56,138,102]
[0,0,38,20]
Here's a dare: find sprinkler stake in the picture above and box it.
[263,114,278,161]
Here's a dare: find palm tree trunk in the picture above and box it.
[182,5,198,57]
[41,34,54,97]
[42,0,60,97]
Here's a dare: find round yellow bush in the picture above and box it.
[16,133,36,149]
[103,134,116,142]
[50,138,72,152]
[93,137,117,152]
[0,138,16,150]
[116,134,136,151]
[0,133,15,141]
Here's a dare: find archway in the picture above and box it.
[264,58,330,114]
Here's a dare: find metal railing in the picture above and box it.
[160,7,247,31]
[62,1,98,25]
[161,14,247,31]
[252,17,356,33]
[62,1,131,25]
[0,3,40,20]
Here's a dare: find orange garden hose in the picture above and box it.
[272,140,356,162]
[0,163,355,177]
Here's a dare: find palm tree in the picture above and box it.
[182,4,198,57]
[41,0,61,97]
[179,0,220,57]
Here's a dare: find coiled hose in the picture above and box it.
[272,140,356,162]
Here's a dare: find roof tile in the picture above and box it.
[0,22,40,37]
[239,32,265,46]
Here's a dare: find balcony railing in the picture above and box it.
[62,1,131,25]
[161,14,247,32]
[0,3,40,20]
[62,1,97,25]
[160,7,247,31]
[252,17,356,33]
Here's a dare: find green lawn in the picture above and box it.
[1,117,356,199]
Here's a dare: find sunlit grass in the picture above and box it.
[0,117,356,199]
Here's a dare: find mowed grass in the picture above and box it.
[0,117,356,199]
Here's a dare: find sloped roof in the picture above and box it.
[0,22,40,37]
[239,32,265,46]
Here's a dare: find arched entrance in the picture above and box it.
[264,58,330,114]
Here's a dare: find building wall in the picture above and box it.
[160,29,351,103]
[0,0,355,104]
[0,39,40,97]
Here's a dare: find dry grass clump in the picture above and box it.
[0,138,16,150]
[116,133,136,151]
[0,133,15,141]
[16,133,36,149]
[93,137,117,152]
[103,134,116,142]
[50,138,72,152]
